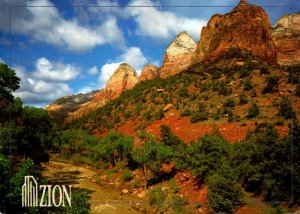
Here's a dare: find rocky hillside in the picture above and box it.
[272,12,300,65]
[46,90,99,124]
[160,31,196,78]
[192,0,277,65]
[48,0,300,125]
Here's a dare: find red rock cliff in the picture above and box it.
[272,12,300,65]
[140,64,159,81]
[192,0,277,65]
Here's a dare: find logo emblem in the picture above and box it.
[22,176,72,207]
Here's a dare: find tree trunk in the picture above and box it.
[142,165,147,190]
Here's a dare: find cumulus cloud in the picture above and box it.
[12,58,74,106]
[98,46,148,85]
[121,47,147,69]
[32,57,80,81]
[76,83,99,94]
[88,66,98,75]
[0,57,4,63]
[126,0,207,40]
[0,0,125,51]
[99,62,122,83]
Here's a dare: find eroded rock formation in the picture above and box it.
[272,12,300,65]
[160,31,196,78]
[192,0,277,65]
[140,64,159,81]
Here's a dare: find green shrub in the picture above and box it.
[243,78,253,91]
[239,93,248,105]
[238,67,250,78]
[121,168,133,182]
[217,80,231,96]
[169,195,188,214]
[212,109,221,120]
[262,76,279,94]
[180,108,192,117]
[113,115,121,124]
[200,82,211,92]
[260,66,270,75]
[278,96,295,119]
[223,98,236,108]
[178,86,189,97]
[212,70,222,79]
[191,111,208,123]
[142,110,152,121]
[148,187,166,205]
[168,178,181,193]
[155,107,164,120]
[247,103,260,119]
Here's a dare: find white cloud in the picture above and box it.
[126,0,206,40]
[98,46,148,85]
[0,57,4,63]
[14,82,72,105]
[121,47,147,69]
[12,58,74,106]
[32,57,80,81]
[99,62,122,84]
[8,0,124,51]
[76,85,98,94]
[88,66,98,75]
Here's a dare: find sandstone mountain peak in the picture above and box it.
[140,64,159,81]
[192,0,277,65]
[66,63,139,122]
[160,31,196,78]
[165,31,196,55]
[106,63,138,93]
[272,12,300,65]
[238,0,248,6]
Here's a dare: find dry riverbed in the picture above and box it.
[42,161,150,214]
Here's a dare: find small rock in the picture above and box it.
[121,189,129,195]
[137,191,146,198]
[163,103,173,112]
[236,61,245,66]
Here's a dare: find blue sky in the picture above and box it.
[0,0,299,107]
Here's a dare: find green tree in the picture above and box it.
[160,124,183,146]
[176,134,231,179]
[131,140,173,189]
[0,63,20,102]
[208,163,243,213]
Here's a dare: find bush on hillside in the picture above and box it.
[239,93,248,105]
[278,96,296,119]
[262,76,279,94]
[247,103,260,119]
